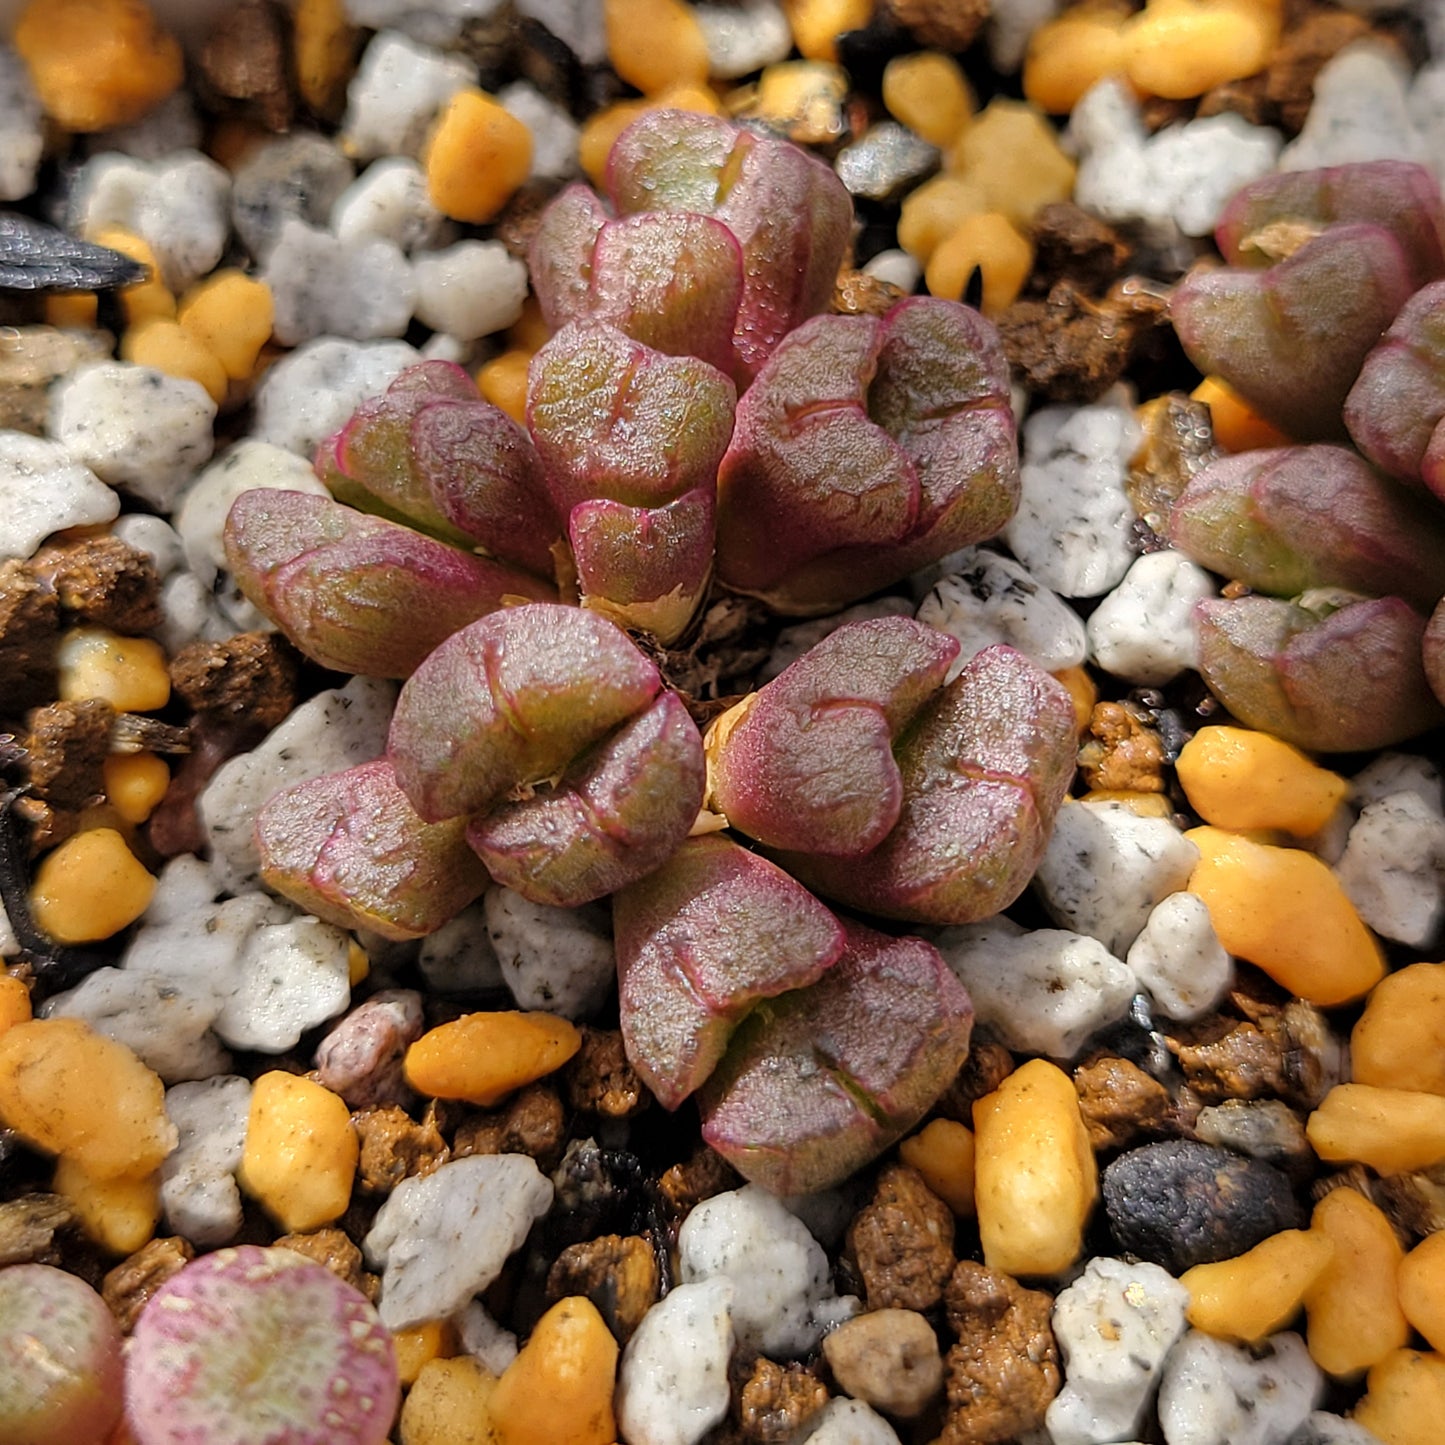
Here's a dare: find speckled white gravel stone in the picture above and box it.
[346,0,507,47]
[158,1075,251,1249]
[0,47,43,201]
[678,1185,838,1358]
[485,888,615,1018]
[862,247,921,293]
[616,1279,735,1445]
[1335,791,1445,947]
[799,1400,901,1445]
[1035,800,1201,956]
[499,81,579,180]
[1157,1331,1324,1445]
[0,432,118,560]
[1194,1100,1310,1170]
[1287,1413,1386,1445]
[154,570,235,654]
[251,337,422,456]
[1352,752,1444,812]
[364,1153,554,1331]
[341,30,476,160]
[1005,400,1141,598]
[1282,44,1430,172]
[1126,891,1234,1022]
[917,548,1087,680]
[231,131,355,261]
[331,156,452,252]
[694,0,792,78]
[453,1299,519,1376]
[111,513,187,579]
[412,239,529,340]
[934,917,1137,1060]
[760,597,916,681]
[265,219,416,345]
[1086,550,1215,685]
[1048,1257,1190,1445]
[417,902,506,995]
[200,676,397,893]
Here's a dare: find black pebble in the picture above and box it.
[1102,1140,1303,1273]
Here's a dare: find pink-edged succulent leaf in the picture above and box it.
[567,487,715,643]
[1171,223,1417,442]
[776,644,1077,925]
[257,758,489,940]
[223,489,554,679]
[716,297,1019,615]
[1215,160,1445,289]
[1345,279,1445,501]
[606,109,852,379]
[530,183,607,333]
[1168,444,1445,612]
[1425,596,1445,707]
[613,833,847,1111]
[316,361,561,579]
[1196,592,1445,752]
[388,602,662,823]
[698,917,974,1195]
[466,690,704,908]
[708,616,959,856]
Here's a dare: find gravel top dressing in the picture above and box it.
[0,1,1442,1442]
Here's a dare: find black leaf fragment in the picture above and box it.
[0,213,148,292]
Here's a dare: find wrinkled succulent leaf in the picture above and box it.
[717,299,1019,615]
[1216,160,1445,289]
[709,617,959,856]
[568,487,715,645]
[1345,279,1445,499]
[224,489,554,679]
[1169,445,1445,612]
[698,918,974,1195]
[606,110,737,215]
[258,758,489,941]
[529,182,608,333]
[467,691,705,908]
[1172,223,1416,443]
[1425,597,1445,707]
[527,320,736,515]
[1196,593,1445,752]
[777,644,1077,924]
[614,834,847,1111]
[388,603,661,822]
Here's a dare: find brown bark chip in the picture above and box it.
[1078,701,1169,795]
[198,0,293,131]
[452,1084,567,1173]
[353,1103,449,1194]
[0,1193,73,1267]
[658,1144,742,1222]
[734,1356,831,1444]
[168,631,301,731]
[24,697,114,810]
[545,1233,660,1343]
[272,1225,379,1302]
[882,0,989,51]
[847,1163,956,1312]
[1074,1053,1174,1152]
[32,535,162,635]
[101,1235,194,1333]
[0,557,59,712]
[562,1026,649,1119]
[1028,202,1131,297]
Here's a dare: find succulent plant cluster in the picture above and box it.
[1170,160,1445,752]
[221,109,1072,1194]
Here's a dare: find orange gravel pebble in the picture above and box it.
[30,828,157,946]
[424,89,533,225]
[406,1012,582,1108]
[605,0,710,94]
[1398,1231,1445,1354]
[0,975,32,1038]
[1351,963,1445,1096]
[1181,1228,1335,1344]
[1354,1349,1445,1445]
[1307,1084,1445,1174]
[53,1156,160,1256]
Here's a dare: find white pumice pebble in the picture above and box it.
[452,1299,519,1376]
[1086,551,1216,685]
[314,989,425,1109]
[514,0,608,64]
[934,918,1137,1060]
[1047,1257,1191,1445]
[1334,791,1445,947]
[70,149,232,291]
[411,239,529,340]
[0,902,17,959]
[330,156,452,252]
[1351,751,1444,812]
[200,676,397,893]
[695,0,792,78]
[111,512,187,579]
[861,247,920,293]
[341,30,477,160]
[1194,1100,1310,1171]
[49,362,216,511]
[760,597,916,681]
[230,131,356,261]
[251,336,422,456]
[346,0,506,47]
[1157,1331,1324,1445]
[1126,892,1234,1023]
[417,902,506,995]
[364,1153,554,1331]
[0,432,118,559]
[616,1279,735,1445]
[917,547,1087,680]
[484,888,616,1019]
[499,81,579,179]
[264,219,416,346]
[0,47,43,201]
[1005,400,1141,598]
[1035,800,1201,957]
[799,1399,902,1445]
[158,1075,251,1249]
[155,570,235,654]
[1282,43,1430,172]
[678,1185,838,1358]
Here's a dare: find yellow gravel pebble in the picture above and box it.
[238,1071,358,1233]
[605,0,709,94]
[1307,1083,1445,1174]
[898,175,988,264]
[0,976,32,1038]
[898,1118,976,1218]
[30,828,156,945]
[973,1058,1096,1277]
[1023,2,1133,115]
[177,270,275,382]
[45,292,100,329]
[87,226,175,327]
[1192,375,1294,452]
[745,61,849,147]
[477,350,533,426]
[53,1155,160,1256]
[1351,963,1445,1096]
[0,1016,175,1180]
[57,626,171,712]
[1181,1228,1335,1344]
[424,89,533,225]
[103,751,171,826]
[783,0,872,62]
[392,1320,458,1389]
[122,319,230,405]
[1184,826,1385,1006]
[882,52,974,148]
[1175,726,1349,836]
[947,99,1076,229]
[14,0,183,132]
[1123,0,1282,101]
[399,1356,498,1445]
[1305,1188,1409,1378]
[1397,1230,1445,1354]
[925,212,1033,317]
[293,0,358,120]
[488,1296,618,1445]
[1354,1349,1445,1445]
[406,1012,582,1108]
